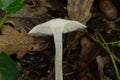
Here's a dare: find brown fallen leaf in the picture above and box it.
[80,36,101,63]
[31,37,49,51]
[67,0,94,24]
[78,61,89,80]
[96,56,105,80]
[24,0,53,9]
[0,25,34,59]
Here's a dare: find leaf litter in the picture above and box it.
[0,25,48,59]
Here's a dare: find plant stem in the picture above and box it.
[104,41,120,45]
[112,54,120,63]
[0,14,7,29]
[91,32,120,80]
[100,43,120,80]
[96,32,120,63]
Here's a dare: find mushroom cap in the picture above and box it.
[28,18,87,36]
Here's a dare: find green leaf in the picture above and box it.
[0,52,19,80]
[0,1,3,8]
[117,42,120,47]
[0,0,24,14]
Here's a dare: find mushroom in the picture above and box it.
[28,18,87,80]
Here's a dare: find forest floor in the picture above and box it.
[0,0,120,80]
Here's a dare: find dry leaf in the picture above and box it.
[80,37,101,63]
[67,0,94,24]
[24,0,53,9]
[0,25,34,59]
[31,37,49,51]
[96,56,105,80]
[78,61,89,80]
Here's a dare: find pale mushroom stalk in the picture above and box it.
[51,26,63,80]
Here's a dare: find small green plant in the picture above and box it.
[91,32,120,80]
[0,0,24,80]
[0,0,24,28]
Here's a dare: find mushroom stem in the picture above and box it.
[53,32,63,80]
[28,18,87,80]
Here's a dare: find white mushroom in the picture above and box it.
[28,18,87,80]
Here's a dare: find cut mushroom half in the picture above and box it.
[28,18,87,80]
